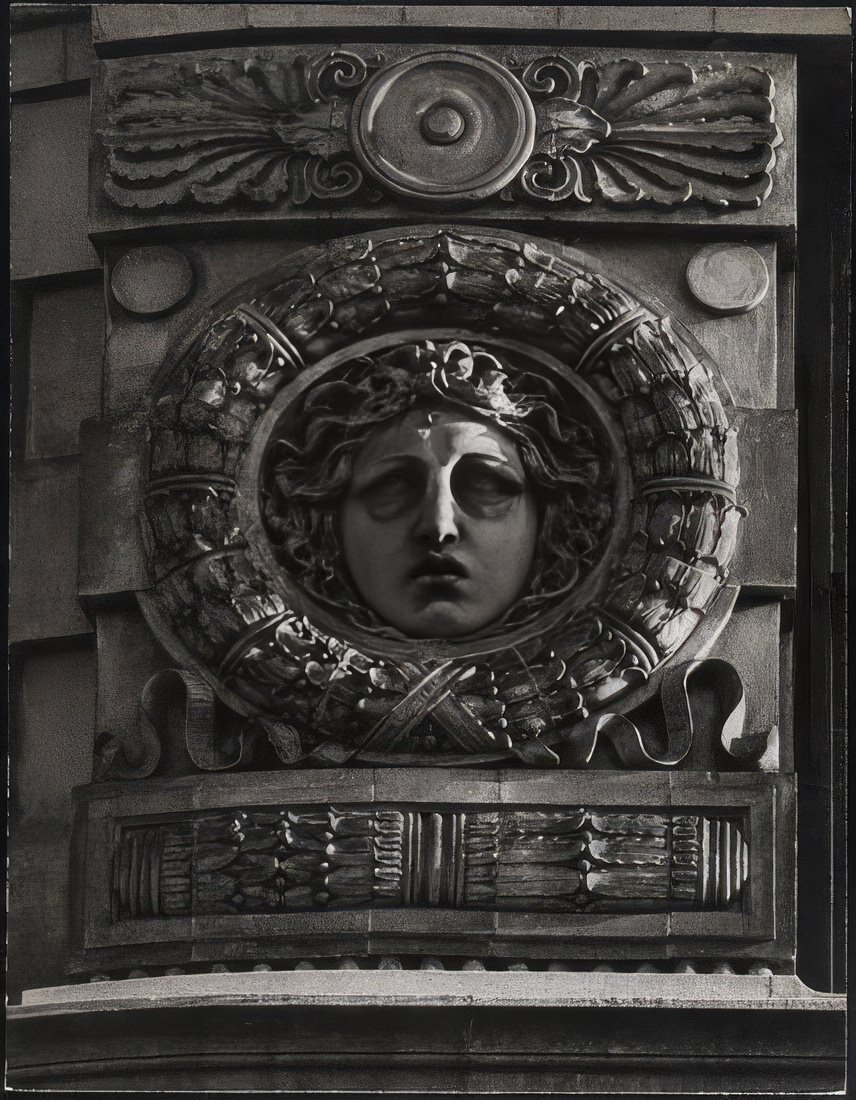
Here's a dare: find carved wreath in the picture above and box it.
[140,226,744,769]
[100,49,782,209]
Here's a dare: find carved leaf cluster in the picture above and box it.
[519,57,783,207]
[100,53,371,208]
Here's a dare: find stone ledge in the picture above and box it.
[90,5,852,47]
[8,973,845,1092]
[17,970,844,1013]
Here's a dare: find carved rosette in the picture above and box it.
[99,49,782,210]
[114,806,748,917]
[140,226,744,768]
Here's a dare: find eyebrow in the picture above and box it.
[362,451,512,470]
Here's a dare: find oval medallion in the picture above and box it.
[350,51,536,202]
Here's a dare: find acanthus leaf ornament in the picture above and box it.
[99,51,376,209]
[519,57,783,208]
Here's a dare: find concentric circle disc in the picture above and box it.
[350,51,536,202]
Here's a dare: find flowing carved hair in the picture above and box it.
[261,341,613,635]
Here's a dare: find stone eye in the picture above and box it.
[452,457,523,517]
[358,466,424,520]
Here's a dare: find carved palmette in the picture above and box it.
[113,807,748,918]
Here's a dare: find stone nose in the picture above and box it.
[414,475,460,546]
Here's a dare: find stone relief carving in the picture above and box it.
[113,806,748,917]
[99,49,782,210]
[136,225,755,770]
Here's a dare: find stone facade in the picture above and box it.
[7,5,849,1092]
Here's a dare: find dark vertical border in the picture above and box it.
[791,35,851,995]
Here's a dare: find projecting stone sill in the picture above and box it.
[15,971,843,1014]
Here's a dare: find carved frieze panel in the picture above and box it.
[70,770,790,974]
[90,46,795,229]
[134,225,759,769]
[114,805,747,917]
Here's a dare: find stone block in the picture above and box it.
[64,17,96,83]
[9,644,96,825]
[7,828,76,1002]
[732,408,798,590]
[713,602,782,771]
[90,5,851,42]
[9,463,93,642]
[589,240,782,409]
[89,46,795,233]
[558,5,714,31]
[27,282,104,459]
[103,238,303,416]
[94,606,168,745]
[372,768,499,806]
[78,418,149,597]
[11,96,99,280]
[10,24,65,92]
[10,16,93,92]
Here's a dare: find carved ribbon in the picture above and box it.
[140,669,244,771]
[94,718,161,781]
[550,658,747,768]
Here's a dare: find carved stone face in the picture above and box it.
[341,407,538,638]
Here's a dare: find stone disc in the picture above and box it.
[111,246,194,316]
[686,244,770,315]
[349,51,536,202]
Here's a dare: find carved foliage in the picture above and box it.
[100,52,376,209]
[519,57,782,207]
[114,806,748,918]
[99,50,782,211]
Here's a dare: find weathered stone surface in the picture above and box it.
[7,829,77,1003]
[90,4,851,41]
[18,969,845,1010]
[78,418,149,597]
[10,23,65,92]
[7,645,97,1000]
[11,15,94,92]
[592,240,782,409]
[686,245,770,316]
[27,282,103,459]
[10,644,97,824]
[111,247,195,316]
[9,463,93,642]
[63,16,96,82]
[103,238,301,416]
[89,46,795,231]
[10,96,98,279]
[713,603,782,771]
[103,236,785,416]
[94,606,169,755]
[731,409,798,589]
